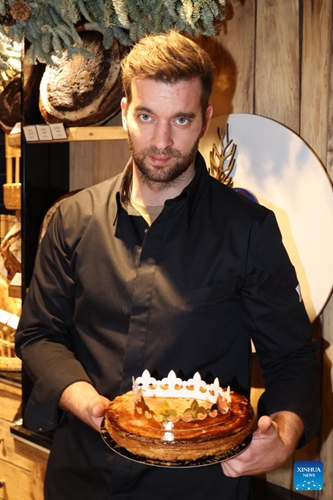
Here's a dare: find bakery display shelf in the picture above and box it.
[8,126,127,148]
[0,369,21,385]
[9,272,21,299]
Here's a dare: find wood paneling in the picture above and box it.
[0,380,48,500]
[320,296,333,500]
[206,0,256,116]
[69,139,129,190]
[0,382,21,422]
[256,0,300,132]
[301,0,333,163]
[69,114,130,190]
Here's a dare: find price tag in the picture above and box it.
[49,123,67,140]
[23,125,39,142]
[36,125,53,141]
[7,313,20,330]
[0,309,11,325]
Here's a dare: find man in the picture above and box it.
[16,31,321,499]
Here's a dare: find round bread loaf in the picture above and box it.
[39,31,123,126]
[0,75,21,133]
[0,222,21,281]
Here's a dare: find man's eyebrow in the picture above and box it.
[134,106,196,119]
[133,106,154,114]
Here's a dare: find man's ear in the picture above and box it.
[121,97,128,131]
[200,104,213,138]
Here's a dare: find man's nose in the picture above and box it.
[152,121,174,150]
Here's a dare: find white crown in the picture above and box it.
[132,369,231,403]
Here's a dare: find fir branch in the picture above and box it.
[103,0,115,28]
[0,31,21,91]
[129,20,148,44]
[178,0,195,31]
[57,0,80,25]
[101,26,114,49]
[196,2,215,34]
[76,0,94,23]
[163,0,178,22]
[126,1,143,26]
[0,1,5,16]
[47,6,82,45]
[40,30,51,55]
[109,25,132,46]
[0,0,228,70]
[66,44,94,60]
[53,25,76,51]
[150,0,165,34]
[112,0,130,29]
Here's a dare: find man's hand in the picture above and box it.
[59,381,110,431]
[221,411,304,477]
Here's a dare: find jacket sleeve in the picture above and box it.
[241,210,321,447]
[15,207,92,432]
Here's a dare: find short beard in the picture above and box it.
[127,134,200,189]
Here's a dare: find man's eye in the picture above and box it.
[139,114,151,121]
[176,117,189,125]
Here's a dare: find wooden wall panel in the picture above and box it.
[320,296,333,500]
[301,3,333,500]
[321,34,333,498]
[209,0,256,115]
[255,0,300,132]
[69,139,129,191]
[69,113,129,191]
[327,30,333,178]
[301,0,332,164]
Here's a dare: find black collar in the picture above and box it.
[114,152,209,227]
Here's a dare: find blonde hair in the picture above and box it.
[121,31,214,114]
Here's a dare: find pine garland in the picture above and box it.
[0,31,21,92]
[0,0,226,70]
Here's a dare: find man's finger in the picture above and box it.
[258,415,273,431]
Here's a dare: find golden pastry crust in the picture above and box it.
[105,391,254,462]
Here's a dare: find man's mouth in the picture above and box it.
[148,154,173,165]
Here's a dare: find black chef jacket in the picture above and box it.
[16,153,321,500]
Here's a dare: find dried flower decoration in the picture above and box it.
[209,124,237,186]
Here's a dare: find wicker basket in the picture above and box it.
[3,183,21,210]
[0,324,21,371]
[4,133,21,211]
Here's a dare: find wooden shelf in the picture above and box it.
[66,126,127,142]
[8,126,127,148]
[8,273,21,299]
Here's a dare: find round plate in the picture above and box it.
[100,418,252,468]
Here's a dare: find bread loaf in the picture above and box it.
[0,75,21,133]
[39,31,123,126]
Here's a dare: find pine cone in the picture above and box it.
[9,0,31,21]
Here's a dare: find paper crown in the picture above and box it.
[132,370,231,423]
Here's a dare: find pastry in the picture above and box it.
[104,370,254,464]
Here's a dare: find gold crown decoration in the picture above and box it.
[132,370,231,424]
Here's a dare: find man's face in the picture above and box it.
[121,77,212,187]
